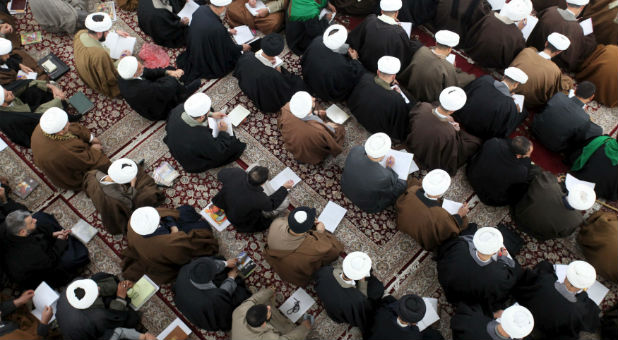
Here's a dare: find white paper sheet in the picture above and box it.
[279,288,315,323]
[325,104,350,124]
[487,0,505,10]
[103,32,137,59]
[445,53,456,65]
[0,137,7,152]
[379,149,418,180]
[31,281,59,322]
[17,70,37,79]
[580,18,593,36]
[512,94,525,112]
[442,199,463,215]
[565,173,596,191]
[318,201,347,232]
[269,167,301,190]
[554,264,609,306]
[520,15,539,41]
[157,317,192,340]
[233,25,255,44]
[319,8,335,23]
[417,297,440,332]
[399,22,412,37]
[208,116,234,137]
[200,203,231,231]
[391,85,410,104]
[228,105,251,126]
[245,0,267,16]
[568,89,576,98]
[177,0,199,24]
[71,219,98,244]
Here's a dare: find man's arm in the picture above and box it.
[248,288,274,305]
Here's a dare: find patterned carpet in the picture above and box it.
[1,2,617,339]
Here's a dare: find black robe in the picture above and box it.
[285,16,330,55]
[177,6,242,82]
[398,0,438,26]
[514,261,601,339]
[347,73,413,141]
[163,104,246,173]
[137,0,188,48]
[0,196,26,224]
[450,303,495,340]
[301,36,366,102]
[453,76,526,140]
[368,295,444,340]
[571,140,618,201]
[233,53,307,114]
[433,0,491,37]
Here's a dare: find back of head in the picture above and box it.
[575,81,596,99]
[510,136,531,156]
[246,304,268,327]
[248,166,269,186]
[5,210,30,236]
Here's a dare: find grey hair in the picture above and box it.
[5,210,31,236]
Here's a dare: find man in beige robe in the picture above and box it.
[30,0,95,34]
[578,211,618,282]
[227,0,286,34]
[0,81,64,114]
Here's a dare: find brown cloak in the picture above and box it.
[576,44,618,107]
[0,49,48,85]
[122,208,219,284]
[578,211,618,282]
[30,123,111,191]
[277,102,345,164]
[226,0,287,34]
[433,0,491,36]
[0,297,45,340]
[73,30,120,98]
[0,11,22,49]
[581,0,618,45]
[463,14,526,69]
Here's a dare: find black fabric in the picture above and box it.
[285,16,330,55]
[261,33,284,56]
[397,0,438,26]
[450,303,494,340]
[4,53,23,72]
[288,206,316,233]
[0,110,40,147]
[0,199,26,226]
[368,296,445,340]
[571,141,618,201]
[138,0,187,48]
[398,294,426,323]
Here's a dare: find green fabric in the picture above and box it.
[287,0,327,22]
[571,136,618,171]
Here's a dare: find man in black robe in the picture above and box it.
[284,2,335,55]
[117,56,200,121]
[570,136,618,201]
[466,137,540,206]
[177,0,250,82]
[398,0,438,26]
[164,93,246,173]
[451,303,535,340]
[301,24,365,102]
[453,68,529,140]
[233,33,306,114]
[137,0,189,48]
[174,256,251,331]
[433,0,491,36]
[368,294,444,340]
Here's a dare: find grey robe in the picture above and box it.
[30,0,94,34]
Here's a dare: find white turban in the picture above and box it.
[211,0,232,6]
[504,67,528,84]
[289,91,313,119]
[0,38,12,55]
[66,279,99,310]
[40,107,69,134]
[500,304,535,339]
[435,30,460,47]
[547,32,571,51]
[0,84,5,105]
[323,24,348,51]
[342,251,372,280]
[85,12,112,33]
[117,56,139,80]
[108,158,138,184]
[566,260,596,289]
[439,86,467,111]
[184,92,212,118]
[473,227,503,255]
[422,169,451,196]
[566,0,589,5]
[377,56,401,75]
[130,206,160,236]
[566,184,596,210]
[364,132,391,158]
[499,0,533,22]
[380,0,402,11]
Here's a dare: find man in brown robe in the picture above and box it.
[406,87,482,176]
[122,206,219,284]
[0,38,47,85]
[83,158,164,235]
[31,108,110,191]
[227,0,286,34]
[578,211,618,282]
[263,207,343,287]
[581,0,617,45]
[396,169,469,251]
[576,44,618,107]
[278,91,344,164]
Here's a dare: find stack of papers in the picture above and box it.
[445,54,456,65]
[379,149,419,180]
[31,282,59,322]
[520,15,539,41]
[512,94,525,112]
[399,22,412,37]
[442,199,463,215]
[228,105,251,126]
[325,104,350,124]
[177,0,199,25]
[317,201,347,232]
[71,219,98,244]
[487,0,505,10]
[233,25,256,45]
[565,173,596,191]
[269,167,301,189]
[102,32,137,59]
[200,203,231,232]
[245,0,267,16]
[417,298,440,331]
[279,288,315,323]
[554,264,609,305]
[391,85,410,104]
[319,8,335,23]
[208,116,234,137]
[580,18,593,36]
[158,317,191,340]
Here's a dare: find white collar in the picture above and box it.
[99,175,114,185]
[340,273,356,285]
[433,108,448,119]
[377,14,398,25]
[424,193,438,200]
[255,50,276,68]
[538,51,551,60]
[396,317,409,327]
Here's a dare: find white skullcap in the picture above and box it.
[66,279,99,310]
[40,107,69,134]
[211,0,232,6]
[342,251,372,280]
[0,38,12,55]
[130,206,160,236]
[323,24,348,51]
[435,30,460,47]
[500,304,535,339]
[184,92,212,118]
[566,260,596,289]
[364,132,391,158]
[499,0,533,22]
[293,210,308,223]
[377,56,401,75]
[0,84,4,104]
[439,86,467,111]
[566,0,589,5]
[108,158,138,184]
[289,91,313,119]
[85,12,112,32]
[422,169,452,196]
[504,67,528,84]
[547,32,571,51]
[117,56,138,80]
[380,0,402,11]
[473,227,503,255]
[566,184,596,210]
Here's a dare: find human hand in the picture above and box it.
[229,28,237,35]
[166,69,184,79]
[316,109,326,119]
[347,48,358,60]
[226,258,239,268]
[498,247,509,257]
[41,306,53,325]
[325,12,333,21]
[457,202,469,217]
[385,156,395,168]
[315,221,325,233]
[121,49,132,57]
[0,187,6,203]
[218,120,228,131]
[211,111,226,119]
[326,122,338,129]
[181,17,190,25]
[117,280,134,298]
[0,23,13,35]
[170,226,179,233]
[517,17,527,30]
[53,229,71,240]
[228,267,239,279]
[257,8,269,17]
[242,43,251,52]
[139,333,157,340]
[248,0,257,6]
[14,290,34,306]
[301,319,312,329]
[116,30,130,38]
[392,85,402,94]
[282,179,294,189]
[450,121,460,131]
[49,85,66,100]
[130,177,137,188]
[19,64,33,73]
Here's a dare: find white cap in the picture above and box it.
[499,0,533,22]
[184,92,212,118]
[117,56,138,80]
[566,0,589,5]
[422,169,451,196]
[547,32,571,51]
[435,30,460,47]
[377,56,401,75]
[566,184,596,210]
[293,211,307,223]
[130,206,160,236]
[323,24,348,51]
[566,260,596,289]
[0,38,12,55]
[380,0,402,11]
[504,67,528,84]
[289,91,313,119]
[66,279,99,309]
[473,227,503,255]
[439,86,467,111]
[40,107,69,134]
[500,304,535,339]
[0,84,4,105]
[211,0,232,6]
[342,251,372,280]
[364,133,391,158]
[85,12,112,32]
[108,158,138,184]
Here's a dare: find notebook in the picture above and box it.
[325,104,350,124]
[14,177,38,199]
[128,275,159,310]
[20,31,42,45]
[152,161,180,187]
[69,92,95,115]
[102,32,137,59]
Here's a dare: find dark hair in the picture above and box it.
[510,136,532,156]
[575,81,596,99]
[87,14,105,34]
[246,304,268,327]
[248,166,269,186]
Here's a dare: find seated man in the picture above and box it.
[407,87,482,175]
[437,227,522,313]
[56,274,155,340]
[514,171,595,240]
[137,0,189,48]
[278,91,345,164]
[398,30,474,103]
[164,93,246,173]
[314,252,385,335]
[0,37,46,85]
[532,81,602,153]
[369,294,444,340]
[571,136,618,201]
[233,33,306,113]
[227,0,286,34]
[174,256,251,331]
[433,0,490,36]
[341,133,407,213]
[212,166,292,232]
[301,24,365,102]
[348,56,413,141]
[122,206,219,284]
[83,158,164,235]
[576,44,617,108]
[285,0,335,55]
[0,289,54,338]
[578,211,618,282]
[231,287,312,340]
[466,136,538,206]
[31,108,111,191]
[117,56,200,121]
[263,206,343,286]
[2,210,90,289]
[30,0,92,35]
[0,176,27,224]
[396,169,469,251]
[451,303,534,340]
[453,68,529,141]
[514,260,601,338]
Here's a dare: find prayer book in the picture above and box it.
[228,105,251,126]
[16,70,37,80]
[20,31,42,45]
[442,199,463,215]
[177,0,199,25]
[8,0,27,14]
[245,0,267,16]
[445,53,456,65]
[391,85,410,104]
[279,288,315,323]
[96,1,117,21]
[233,25,256,45]
[208,116,234,137]
[69,91,95,115]
[13,177,38,199]
[0,137,7,152]
[487,0,505,10]
[103,32,137,59]
[565,173,595,192]
[38,53,69,80]
[152,161,180,187]
[512,94,524,112]
[317,201,347,232]
[71,219,98,244]
[200,203,231,231]
[580,18,593,36]
[417,297,440,331]
[325,104,350,124]
[269,167,301,190]
[237,251,257,278]
[554,264,609,306]
[319,8,335,24]
[379,149,419,180]
[31,282,59,323]
[128,274,159,310]
[158,318,191,340]
[520,15,539,41]
[399,22,412,37]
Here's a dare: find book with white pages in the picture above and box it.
[417,297,440,332]
[71,218,98,244]
[279,288,315,323]
[318,201,347,232]
[17,70,37,79]
[325,104,350,124]
[319,8,335,23]
[379,149,419,180]
[520,15,539,41]
[391,85,410,104]
[233,25,256,45]
[31,281,59,323]
[399,22,412,37]
[445,53,456,65]
[580,18,593,36]
[554,264,609,306]
[245,0,267,16]
[177,0,200,25]
[157,317,191,340]
[208,116,234,137]
[269,167,301,190]
[512,94,524,112]
[102,32,137,59]
[565,173,595,191]
[442,199,463,215]
[487,0,505,10]
[228,105,251,126]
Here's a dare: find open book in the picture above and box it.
[512,94,525,112]
[228,105,251,127]
[325,104,350,124]
[442,199,463,215]
[208,116,234,137]
[103,32,136,59]
[31,282,59,322]
[520,15,539,41]
[399,22,412,37]
[269,167,301,190]
[128,275,159,310]
[417,297,440,331]
[233,25,256,45]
